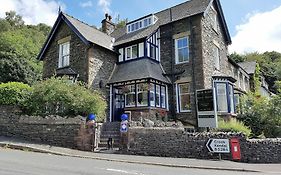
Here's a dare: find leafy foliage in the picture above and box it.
[0,11,50,85]
[24,77,107,121]
[0,82,32,106]
[238,93,281,138]
[217,118,252,138]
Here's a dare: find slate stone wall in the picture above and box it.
[125,127,281,163]
[0,106,84,149]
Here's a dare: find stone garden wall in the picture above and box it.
[124,126,281,163]
[0,105,91,149]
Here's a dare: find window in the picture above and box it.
[161,86,166,108]
[229,84,234,113]
[127,15,157,33]
[177,83,191,112]
[175,37,189,64]
[126,45,138,60]
[216,83,228,112]
[214,45,220,70]
[234,94,240,113]
[125,85,136,107]
[150,45,156,59]
[58,42,70,68]
[156,85,160,107]
[137,83,148,106]
[149,84,155,107]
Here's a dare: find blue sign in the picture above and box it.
[121,114,128,121]
[120,120,128,133]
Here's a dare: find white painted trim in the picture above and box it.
[175,84,179,113]
[166,85,169,111]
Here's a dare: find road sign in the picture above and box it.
[120,120,128,133]
[206,139,230,153]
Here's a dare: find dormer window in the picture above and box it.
[127,14,158,33]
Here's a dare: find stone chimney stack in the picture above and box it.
[101,13,115,35]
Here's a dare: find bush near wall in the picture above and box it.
[17,77,107,122]
[217,118,252,138]
[0,82,32,106]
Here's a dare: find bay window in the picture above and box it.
[215,82,235,114]
[177,83,191,112]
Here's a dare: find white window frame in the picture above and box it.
[175,37,189,64]
[156,85,161,108]
[125,45,138,60]
[177,83,191,113]
[58,42,70,68]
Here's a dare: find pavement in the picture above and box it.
[0,136,280,174]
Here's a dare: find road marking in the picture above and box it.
[106,168,146,175]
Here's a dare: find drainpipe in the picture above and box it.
[189,19,199,128]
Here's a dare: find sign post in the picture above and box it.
[206,139,230,153]
[197,89,218,128]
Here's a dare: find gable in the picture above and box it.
[37,12,115,60]
[204,0,231,44]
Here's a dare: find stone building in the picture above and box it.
[37,0,269,128]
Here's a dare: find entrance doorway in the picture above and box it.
[113,88,124,121]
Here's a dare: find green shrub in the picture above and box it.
[217,118,252,138]
[0,82,31,106]
[24,77,106,122]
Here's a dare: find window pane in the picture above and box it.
[180,94,191,111]
[150,45,156,59]
[229,84,234,113]
[156,85,160,107]
[149,84,155,107]
[182,48,189,61]
[132,45,138,58]
[125,85,135,107]
[178,83,191,112]
[177,39,183,48]
[126,47,131,59]
[137,83,148,106]
[179,84,189,94]
[161,86,166,108]
[216,83,228,112]
[182,38,188,47]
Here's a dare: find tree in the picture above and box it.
[115,14,128,29]
[5,11,24,27]
[0,11,50,84]
[229,52,245,63]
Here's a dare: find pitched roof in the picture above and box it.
[238,61,257,75]
[111,0,231,46]
[108,59,171,84]
[37,12,115,60]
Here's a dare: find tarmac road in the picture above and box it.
[0,148,266,175]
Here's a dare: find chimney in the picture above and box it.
[101,13,115,35]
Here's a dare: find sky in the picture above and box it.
[0,0,281,54]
